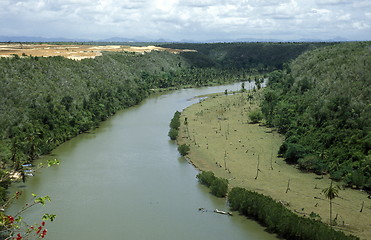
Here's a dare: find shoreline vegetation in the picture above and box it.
[176,89,369,239]
[1,41,322,201]
[0,49,253,208]
[1,41,369,237]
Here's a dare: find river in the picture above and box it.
[8,82,277,240]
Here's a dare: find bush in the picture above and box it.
[168,111,181,140]
[298,154,327,175]
[178,144,190,156]
[298,155,319,171]
[196,171,216,187]
[345,170,368,189]
[283,143,307,163]
[169,111,181,130]
[248,109,263,123]
[196,171,228,197]
[210,178,228,197]
[168,128,178,140]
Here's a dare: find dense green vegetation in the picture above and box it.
[229,187,359,240]
[248,109,264,123]
[4,41,369,240]
[261,42,371,189]
[177,144,190,156]
[168,111,181,140]
[0,50,248,205]
[162,42,333,71]
[196,171,228,197]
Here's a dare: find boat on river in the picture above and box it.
[214,209,233,216]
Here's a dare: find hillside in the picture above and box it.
[161,42,333,70]
[261,42,371,189]
[0,49,253,205]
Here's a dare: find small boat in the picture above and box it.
[22,164,33,167]
[214,209,233,216]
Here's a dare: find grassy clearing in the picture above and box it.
[178,90,371,240]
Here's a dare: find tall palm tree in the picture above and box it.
[322,180,340,226]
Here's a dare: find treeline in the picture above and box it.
[161,42,334,71]
[196,171,228,197]
[261,42,371,189]
[168,111,181,140]
[229,187,359,240]
[0,50,247,205]
[196,171,358,239]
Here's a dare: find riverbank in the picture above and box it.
[177,90,371,240]
[6,82,281,240]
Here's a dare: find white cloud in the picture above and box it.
[0,0,370,41]
[316,0,352,5]
[352,21,370,30]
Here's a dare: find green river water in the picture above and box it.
[8,83,278,240]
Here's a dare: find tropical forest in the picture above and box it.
[0,41,370,240]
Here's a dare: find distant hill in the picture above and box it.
[1,35,350,44]
[0,36,87,42]
[161,42,335,70]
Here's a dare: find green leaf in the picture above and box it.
[47,159,60,167]
[35,195,51,205]
[42,213,57,222]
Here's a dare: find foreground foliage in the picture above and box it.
[261,42,371,189]
[0,192,55,240]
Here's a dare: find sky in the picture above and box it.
[0,0,370,42]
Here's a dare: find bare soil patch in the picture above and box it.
[178,90,371,240]
[0,43,196,60]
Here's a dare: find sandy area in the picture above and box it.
[178,90,371,240]
[0,43,196,60]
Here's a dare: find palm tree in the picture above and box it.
[322,180,340,226]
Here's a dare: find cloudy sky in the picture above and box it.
[1,0,370,41]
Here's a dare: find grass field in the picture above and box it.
[177,89,371,240]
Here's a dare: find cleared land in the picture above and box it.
[0,43,196,60]
[178,90,371,240]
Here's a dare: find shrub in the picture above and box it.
[178,144,190,156]
[168,128,178,140]
[248,109,263,123]
[345,170,368,189]
[210,177,228,197]
[169,111,181,130]
[298,155,316,171]
[283,143,307,163]
[168,111,181,140]
[278,142,288,156]
[196,171,216,187]
[196,171,228,197]
[298,154,326,174]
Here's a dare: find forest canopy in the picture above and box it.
[261,42,371,189]
[0,41,363,205]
